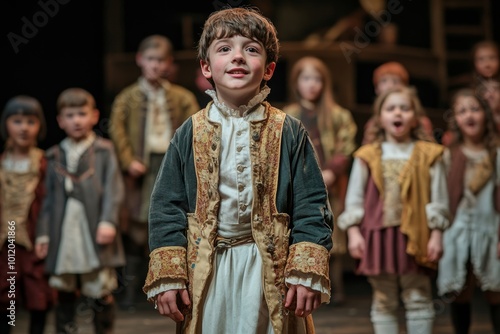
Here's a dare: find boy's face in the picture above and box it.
[136,47,172,83]
[6,114,40,150]
[474,47,499,79]
[375,74,405,96]
[57,105,99,142]
[200,35,275,106]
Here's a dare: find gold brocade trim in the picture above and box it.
[143,246,187,293]
[0,147,43,250]
[285,242,330,285]
[249,105,288,332]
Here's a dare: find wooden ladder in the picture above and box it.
[430,0,492,104]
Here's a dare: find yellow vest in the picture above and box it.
[355,141,444,269]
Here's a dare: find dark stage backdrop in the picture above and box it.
[2,0,499,151]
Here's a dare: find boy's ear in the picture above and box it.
[135,53,143,68]
[200,60,212,80]
[92,109,100,125]
[263,62,276,82]
[56,114,63,128]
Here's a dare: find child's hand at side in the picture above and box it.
[128,160,146,177]
[285,284,321,318]
[156,289,191,322]
[321,169,336,188]
[96,224,116,245]
[35,243,48,259]
[427,229,443,263]
[347,225,365,259]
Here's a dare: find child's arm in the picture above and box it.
[35,152,55,259]
[97,142,125,244]
[108,92,143,174]
[426,156,450,262]
[143,131,192,314]
[337,157,368,259]
[282,121,333,313]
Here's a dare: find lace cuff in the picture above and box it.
[285,242,330,299]
[285,271,330,304]
[426,202,450,230]
[337,208,364,230]
[145,278,186,302]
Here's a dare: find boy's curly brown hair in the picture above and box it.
[197,7,279,67]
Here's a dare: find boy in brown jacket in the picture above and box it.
[108,34,199,309]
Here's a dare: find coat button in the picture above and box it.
[252,132,260,141]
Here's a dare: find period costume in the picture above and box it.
[144,89,333,334]
[338,141,450,334]
[37,133,125,288]
[0,147,54,313]
[109,78,199,223]
[438,146,500,295]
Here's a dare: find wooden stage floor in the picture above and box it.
[11,273,496,333]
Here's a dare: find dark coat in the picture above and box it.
[37,136,126,274]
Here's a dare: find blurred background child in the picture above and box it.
[36,88,125,334]
[108,34,199,310]
[338,86,449,334]
[437,88,500,334]
[0,95,54,334]
[283,56,357,305]
[362,61,434,144]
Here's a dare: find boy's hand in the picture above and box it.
[156,289,191,322]
[321,169,336,188]
[285,284,321,318]
[427,229,443,263]
[35,243,48,259]
[347,226,365,259]
[96,225,116,245]
[128,160,146,177]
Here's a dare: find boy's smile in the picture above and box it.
[200,35,275,109]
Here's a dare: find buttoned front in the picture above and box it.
[207,103,266,238]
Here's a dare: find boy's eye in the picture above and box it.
[218,46,230,52]
[246,46,258,53]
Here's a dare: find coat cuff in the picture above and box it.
[143,246,187,295]
[285,242,330,289]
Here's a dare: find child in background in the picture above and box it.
[437,88,500,334]
[338,86,450,334]
[108,34,199,309]
[442,78,500,146]
[471,40,499,88]
[480,79,500,127]
[362,61,434,144]
[36,88,125,334]
[143,7,333,333]
[283,56,357,305]
[0,96,54,334]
